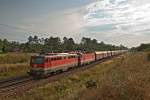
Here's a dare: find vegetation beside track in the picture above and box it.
[0,53,30,79]
[0,63,29,80]
[9,52,150,100]
[0,53,30,64]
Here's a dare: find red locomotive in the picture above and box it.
[29,53,79,76]
[29,50,127,77]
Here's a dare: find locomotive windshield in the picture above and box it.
[31,57,44,64]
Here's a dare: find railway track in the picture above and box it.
[0,55,122,99]
[0,77,32,89]
[0,75,32,89]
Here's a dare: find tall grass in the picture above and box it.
[0,53,31,64]
[0,63,29,79]
[0,53,31,79]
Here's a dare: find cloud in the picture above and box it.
[0,7,86,42]
[83,0,150,47]
[19,7,85,38]
[1,0,150,47]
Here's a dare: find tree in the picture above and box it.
[0,35,128,53]
[44,36,62,52]
[2,39,9,52]
[2,45,5,52]
[62,37,75,51]
[80,37,99,52]
[28,36,33,44]
[136,43,150,51]
[33,35,39,44]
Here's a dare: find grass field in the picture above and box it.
[0,53,30,64]
[0,53,31,79]
[7,52,149,100]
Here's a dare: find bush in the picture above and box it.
[85,79,97,88]
[147,53,150,61]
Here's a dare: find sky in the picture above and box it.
[0,0,150,47]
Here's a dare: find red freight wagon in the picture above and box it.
[29,53,78,76]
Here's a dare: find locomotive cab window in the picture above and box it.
[31,57,44,64]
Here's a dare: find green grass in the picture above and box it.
[5,52,150,100]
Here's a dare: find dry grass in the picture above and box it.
[0,53,31,64]
[0,53,31,79]
[0,63,29,79]
[9,52,150,100]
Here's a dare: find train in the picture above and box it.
[28,50,127,77]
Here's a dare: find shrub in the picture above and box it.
[85,79,97,88]
[147,53,150,61]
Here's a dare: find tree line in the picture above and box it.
[0,35,128,53]
[131,43,150,51]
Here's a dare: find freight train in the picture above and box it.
[28,50,127,77]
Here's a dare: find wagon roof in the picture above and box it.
[95,51,108,54]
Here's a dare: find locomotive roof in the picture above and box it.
[33,53,78,58]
